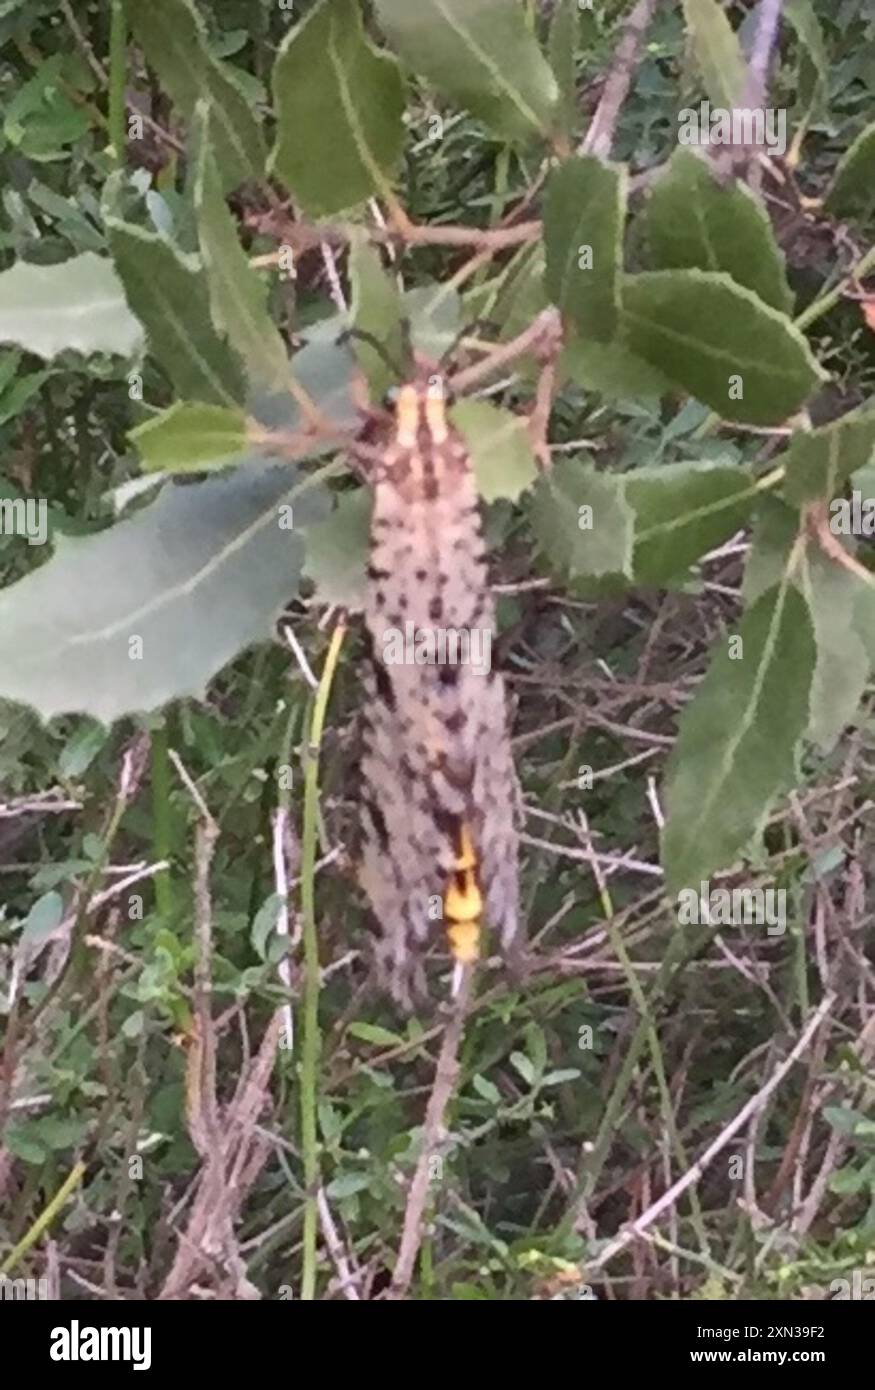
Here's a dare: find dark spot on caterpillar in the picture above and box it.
[372,658,396,711]
[429,595,443,621]
[444,708,466,734]
[432,804,461,843]
[365,797,390,852]
[438,666,459,688]
[367,563,391,581]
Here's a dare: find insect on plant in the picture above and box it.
[346,330,521,1006]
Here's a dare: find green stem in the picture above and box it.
[0,1162,85,1275]
[108,0,127,168]
[299,620,346,1301]
[151,720,173,921]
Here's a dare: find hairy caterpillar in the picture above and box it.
[357,376,519,1004]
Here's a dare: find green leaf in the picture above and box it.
[130,402,248,474]
[4,1128,47,1164]
[823,1105,868,1136]
[681,0,747,108]
[0,364,49,426]
[3,55,91,161]
[451,399,539,502]
[251,892,283,960]
[0,254,143,361]
[472,1074,501,1103]
[547,0,578,143]
[0,466,329,723]
[622,270,826,426]
[404,283,462,359]
[662,583,816,893]
[798,555,869,752]
[193,101,290,393]
[825,121,875,223]
[21,890,64,945]
[510,1050,535,1085]
[58,721,108,778]
[348,238,406,400]
[270,0,405,217]
[107,217,245,407]
[628,462,760,585]
[529,456,634,579]
[743,498,871,753]
[373,0,558,145]
[302,487,371,610]
[561,335,670,399]
[326,1172,372,1199]
[781,409,875,505]
[644,150,793,315]
[784,0,828,91]
[125,0,264,191]
[251,324,359,441]
[543,155,625,341]
[346,1021,406,1046]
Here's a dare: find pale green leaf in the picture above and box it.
[682,0,747,108]
[302,487,371,610]
[0,253,142,361]
[529,456,634,579]
[130,401,248,474]
[0,465,330,723]
[451,399,539,502]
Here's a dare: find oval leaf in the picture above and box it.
[270,0,405,217]
[374,0,558,144]
[622,270,826,426]
[662,583,816,893]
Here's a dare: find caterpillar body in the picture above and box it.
[358,378,519,1004]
